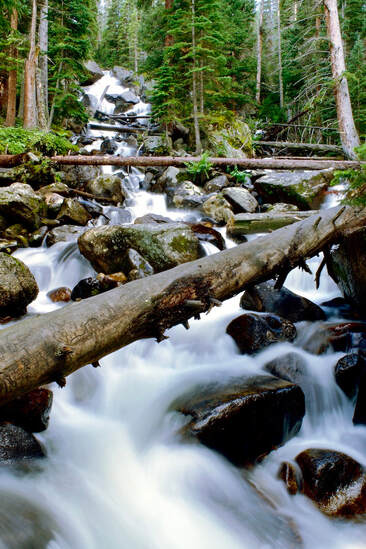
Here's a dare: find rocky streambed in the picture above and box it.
[0,69,365,548]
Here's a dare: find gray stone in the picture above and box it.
[112,66,134,86]
[81,61,104,86]
[254,169,334,210]
[153,166,181,193]
[46,225,86,247]
[0,423,44,463]
[56,198,91,226]
[86,174,126,203]
[223,187,258,213]
[172,181,206,209]
[204,175,230,193]
[0,183,46,229]
[78,223,200,274]
[202,194,233,224]
[59,165,102,189]
[0,253,38,317]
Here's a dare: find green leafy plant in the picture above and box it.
[331,144,366,206]
[185,152,213,183]
[228,166,251,185]
[0,128,78,155]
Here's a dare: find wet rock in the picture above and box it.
[86,174,125,203]
[81,92,98,116]
[0,389,53,433]
[226,313,297,354]
[0,423,44,463]
[71,275,120,301]
[56,198,91,226]
[38,182,70,196]
[222,187,258,214]
[100,138,118,155]
[265,202,299,213]
[46,225,86,247]
[202,194,233,225]
[254,170,333,210]
[295,448,366,517]
[58,165,101,189]
[0,253,38,317]
[47,286,72,303]
[204,175,230,193]
[81,60,104,85]
[76,198,104,219]
[152,166,181,193]
[0,240,18,254]
[264,352,308,385]
[29,226,48,247]
[176,376,305,466]
[4,224,29,248]
[134,213,173,225]
[172,181,206,209]
[334,353,365,399]
[300,322,366,355]
[240,281,325,322]
[124,249,154,280]
[112,66,134,86]
[0,183,46,230]
[327,228,366,316]
[321,296,356,320]
[78,223,200,274]
[278,462,302,495]
[106,91,139,114]
[189,223,226,251]
[44,192,64,217]
[353,365,366,425]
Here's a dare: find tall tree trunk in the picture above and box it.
[256,0,264,104]
[165,0,173,47]
[277,0,284,109]
[324,0,360,159]
[37,0,48,129]
[191,0,201,154]
[23,0,38,129]
[5,9,18,127]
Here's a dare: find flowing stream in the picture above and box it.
[1,72,365,548]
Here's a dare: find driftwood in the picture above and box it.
[0,206,364,405]
[254,141,343,154]
[227,211,318,235]
[0,155,364,170]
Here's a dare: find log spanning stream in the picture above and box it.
[0,71,365,548]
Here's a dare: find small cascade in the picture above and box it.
[1,71,366,549]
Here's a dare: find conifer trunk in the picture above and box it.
[191,0,202,154]
[256,0,264,104]
[277,0,284,109]
[37,0,48,129]
[5,9,18,127]
[324,0,360,159]
[23,0,38,129]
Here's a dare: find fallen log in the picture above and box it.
[227,211,318,235]
[88,122,158,134]
[254,141,343,154]
[0,155,364,170]
[0,205,364,405]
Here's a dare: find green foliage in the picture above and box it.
[228,166,251,184]
[0,127,78,155]
[185,152,212,181]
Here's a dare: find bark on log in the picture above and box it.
[254,141,343,154]
[227,211,318,235]
[0,155,364,170]
[88,123,158,134]
[0,206,364,405]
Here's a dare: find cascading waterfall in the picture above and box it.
[1,71,366,549]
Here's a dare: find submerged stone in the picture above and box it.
[0,423,44,463]
[176,376,305,466]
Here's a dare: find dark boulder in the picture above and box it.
[295,448,366,517]
[189,223,226,251]
[0,423,44,463]
[100,138,118,155]
[226,313,297,354]
[278,461,302,495]
[0,389,53,433]
[56,198,91,226]
[176,376,305,466]
[240,281,325,322]
[300,321,366,355]
[123,249,154,280]
[335,353,365,399]
[71,275,121,301]
[327,228,366,317]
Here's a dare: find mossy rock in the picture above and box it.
[0,183,47,229]
[78,223,201,274]
[207,120,253,158]
[0,252,39,317]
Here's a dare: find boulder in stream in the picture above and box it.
[176,376,305,466]
[202,194,233,225]
[46,225,86,247]
[294,448,366,517]
[222,187,258,214]
[240,281,325,322]
[0,253,38,318]
[327,228,366,317]
[86,174,126,203]
[47,286,72,303]
[58,165,101,189]
[0,389,53,433]
[334,353,365,399]
[112,66,134,86]
[264,352,308,385]
[226,313,297,354]
[172,181,207,209]
[78,223,201,274]
[56,198,91,226]
[0,423,44,463]
[81,60,104,85]
[254,169,333,210]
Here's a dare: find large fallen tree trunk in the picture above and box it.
[0,155,364,170]
[0,206,365,405]
[227,210,318,235]
[88,122,159,134]
[254,141,343,154]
